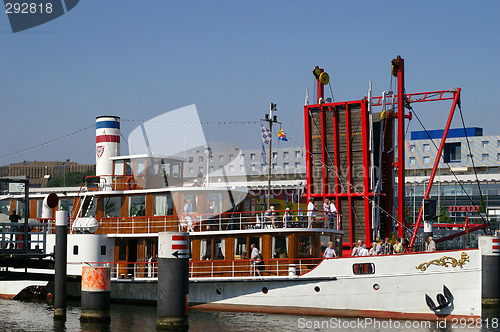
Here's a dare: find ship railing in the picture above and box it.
[35,209,338,235]
[105,257,324,280]
[0,222,48,254]
[189,257,323,278]
[107,261,159,280]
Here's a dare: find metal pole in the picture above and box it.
[267,119,272,211]
[23,177,29,251]
[54,210,68,321]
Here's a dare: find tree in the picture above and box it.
[46,170,95,187]
[439,200,450,223]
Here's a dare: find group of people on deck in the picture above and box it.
[306,198,338,229]
[350,237,407,256]
[263,206,294,228]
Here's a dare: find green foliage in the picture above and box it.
[46,170,95,187]
[439,200,450,223]
[478,198,487,214]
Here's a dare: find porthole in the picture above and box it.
[216,287,222,295]
[262,287,268,294]
[314,286,320,292]
[373,284,380,291]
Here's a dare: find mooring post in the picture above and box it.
[54,210,68,320]
[157,232,189,330]
[80,265,111,323]
[479,231,500,305]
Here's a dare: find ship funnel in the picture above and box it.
[96,116,120,191]
[41,192,58,219]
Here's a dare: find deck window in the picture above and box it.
[214,239,225,260]
[200,239,211,260]
[353,263,375,275]
[103,196,121,218]
[73,245,78,255]
[129,196,146,217]
[298,236,312,256]
[183,195,197,213]
[234,237,247,259]
[100,245,106,255]
[154,194,173,216]
[59,198,74,214]
[114,160,124,176]
[272,235,288,258]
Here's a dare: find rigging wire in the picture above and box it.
[0,124,95,161]
[121,119,260,125]
[410,105,489,226]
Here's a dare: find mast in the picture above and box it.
[394,56,405,240]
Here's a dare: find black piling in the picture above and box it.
[157,232,189,330]
[54,210,67,320]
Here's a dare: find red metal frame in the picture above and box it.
[396,56,405,239]
[371,89,458,106]
[304,59,469,251]
[407,88,462,250]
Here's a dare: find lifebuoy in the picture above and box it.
[125,176,136,190]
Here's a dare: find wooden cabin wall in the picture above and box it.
[30,199,37,218]
[191,238,200,261]
[95,197,104,219]
[145,194,154,217]
[261,234,272,260]
[225,237,234,260]
[120,196,128,217]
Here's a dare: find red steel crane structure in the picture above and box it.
[304,56,475,251]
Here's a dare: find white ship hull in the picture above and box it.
[188,250,481,320]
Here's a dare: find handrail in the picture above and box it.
[0,222,48,253]
[88,257,326,280]
[36,209,342,235]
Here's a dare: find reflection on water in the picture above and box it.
[0,299,498,331]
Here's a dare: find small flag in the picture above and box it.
[261,124,271,144]
[277,128,288,141]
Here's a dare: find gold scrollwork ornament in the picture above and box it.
[416,252,469,271]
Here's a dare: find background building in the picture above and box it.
[0,160,95,188]
[404,127,500,247]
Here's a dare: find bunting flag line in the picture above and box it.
[261,124,271,144]
[277,128,288,141]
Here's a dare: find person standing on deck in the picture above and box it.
[282,208,292,228]
[394,239,403,254]
[323,199,330,228]
[307,198,317,228]
[323,241,337,258]
[426,236,436,252]
[9,210,21,250]
[250,244,262,276]
[358,244,369,256]
[351,242,359,256]
[381,237,393,255]
[329,200,337,229]
[369,242,378,255]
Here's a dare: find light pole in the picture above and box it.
[204,145,212,187]
[262,103,279,210]
[62,162,66,187]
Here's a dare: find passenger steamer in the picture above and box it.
[0,57,490,321]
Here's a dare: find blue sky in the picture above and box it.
[1,0,499,165]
